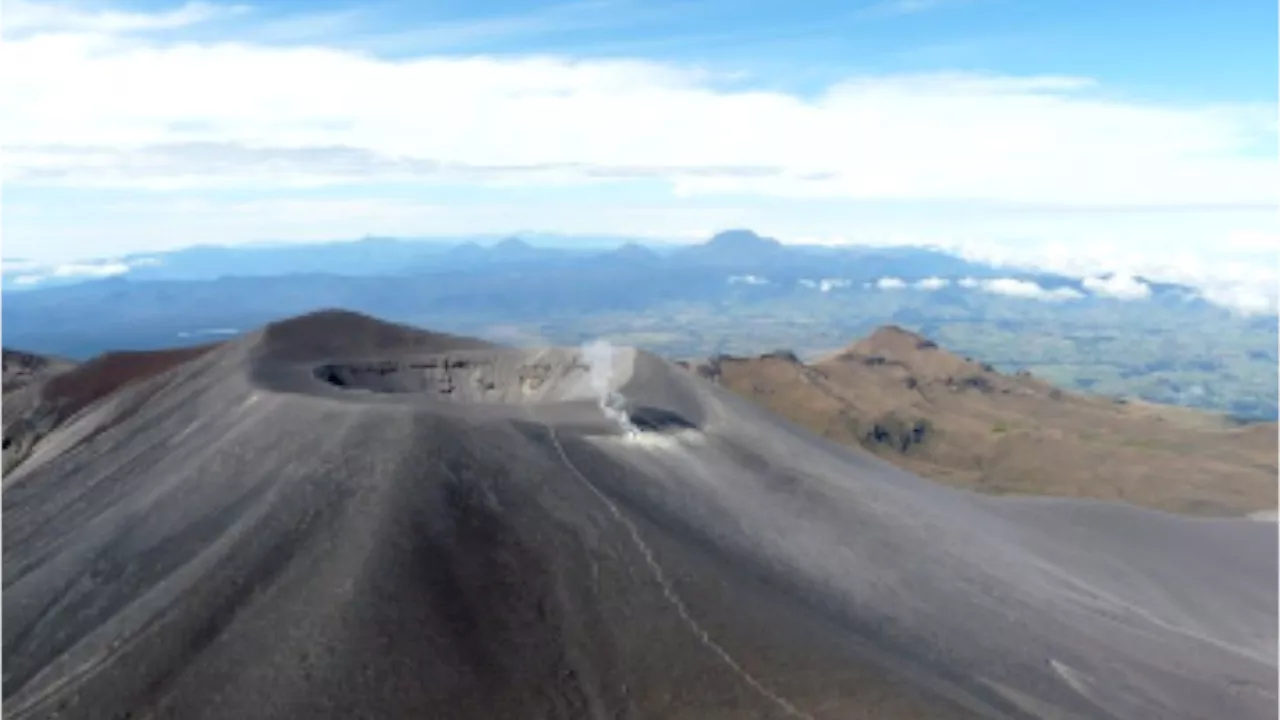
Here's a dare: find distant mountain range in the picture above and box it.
[2,230,1227,305]
[2,233,659,289]
[4,230,1274,420]
[0,230,1173,290]
[12,230,1239,308]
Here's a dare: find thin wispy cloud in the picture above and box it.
[230,0,664,53]
[6,142,789,189]
[356,0,632,52]
[2,0,247,36]
[234,7,365,44]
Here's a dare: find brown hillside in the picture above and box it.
[684,325,1278,517]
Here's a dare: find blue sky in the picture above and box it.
[2,0,1276,307]
[43,0,1273,102]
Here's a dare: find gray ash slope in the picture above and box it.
[3,310,1275,720]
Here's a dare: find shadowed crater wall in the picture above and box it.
[311,347,701,436]
[313,349,611,405]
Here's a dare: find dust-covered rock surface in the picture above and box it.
[3,310,1275,720]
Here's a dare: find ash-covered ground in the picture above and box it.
[3,310,1275,720]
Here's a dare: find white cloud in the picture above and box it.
[1223,229,1279,253]
[1081,273,1151,300]
[5,257,145,287]
[950,237,1278,315]
[1,7,1274,208]
[970,277,1084,302]
[728,274,768,285]
[49,261,132,278]
[875,276,908,289]
[875,274,1079,301]
[1195,284,1278,316]
[799,277,851,292]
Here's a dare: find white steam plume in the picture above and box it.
[581,339,640,438]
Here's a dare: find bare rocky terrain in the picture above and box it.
[2,345,216,473]
[2,349,76,472]
[684,325,1278,517]
[3,310,1276,719]
[2,350,75,393]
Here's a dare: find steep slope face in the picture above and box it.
[2,345,219,473]
[4,311,1275,720]
[688,325,1277,516]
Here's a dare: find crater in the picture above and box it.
[627,406,699,432]
[314,348,625,404]
[312,346,700,436]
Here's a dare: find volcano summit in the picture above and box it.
[3,310,1275,719]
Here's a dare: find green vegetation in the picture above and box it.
[441,290,1277,421]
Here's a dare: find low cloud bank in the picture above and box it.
[1082,273,1151,300]
[915,276,949,290]
[870,274,1083,302]
[6,256,160,287]
[948,239,1278,316]
[799,278,851,292]
[976,277,1084,301]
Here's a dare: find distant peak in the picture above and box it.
[704,229,782,249]
[611,242,659,259]
[821,325,956,367]
[265,308,386,333]
[493,237,534,250]
[259,309,496,361]
[448,240,485,255]
[864,325,934,348]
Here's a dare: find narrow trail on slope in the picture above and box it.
[533,414,816,720]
